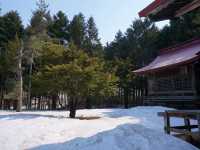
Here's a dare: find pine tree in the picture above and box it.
[29,0,51,36]
[6,35,23,112]
[87,17,99,43]
[0,11,24,44]
[69,13,86,48]
[32,41,118,117]
[25,0,51,109]
[105,19,159,108]
[0,11,24,110]
[84,17,102,56]
[115,30,123,42]
[48,11,70,43]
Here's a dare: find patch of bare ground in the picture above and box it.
[76,116,101,120]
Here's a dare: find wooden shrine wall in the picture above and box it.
[148,65,196,96]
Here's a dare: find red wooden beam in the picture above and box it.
[138,0,172,17]
[175,0,200,17]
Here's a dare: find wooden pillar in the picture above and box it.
[164,111,170,134]
[194,61,200,96]
[191,64,197,96]
[184,117,191,131]
[197,114,200,135]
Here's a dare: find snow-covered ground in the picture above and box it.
[0,107,199,150]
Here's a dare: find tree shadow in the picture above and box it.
[0,113,67,120]
[102,108,133,118]
[0,113,101,121]
[29,123,197,150]
[101,106,171,118]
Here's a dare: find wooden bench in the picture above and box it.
[158,110,200,147]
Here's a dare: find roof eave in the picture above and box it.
[133,55,200,75]
[138,0,174,18]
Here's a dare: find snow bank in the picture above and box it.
[0,107,198,150]
[31,124,197,150]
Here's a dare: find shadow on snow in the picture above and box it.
[0,113,67,120]
[29,124,197,150]
[101,107,167,118]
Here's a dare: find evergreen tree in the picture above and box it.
[69,13,86,48]
[0,11,24,110]
[28,0,51,36]
[32,41,117,117]
[84,17,102,56]
[105,19,159,108]
[87,17,98,42]
[105,30,126,60]
[48,11,70,43]
[0,11,24,48]
[5,35,23,112]
[25,0,51,109]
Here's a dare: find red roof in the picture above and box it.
[139,0,169,18]
[134,39,200,74]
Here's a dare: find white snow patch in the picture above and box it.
[0,106,198,150]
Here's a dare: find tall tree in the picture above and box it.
[0,11,24,49]
[105,19,159,108]
[105,30,127,60]
[48,11,70,43]
[84,17,102,56]
[25,0,51,109]
[69,13,86,48]
[0,11,24,109]
[6,35,23,112]
[28,0,51,36]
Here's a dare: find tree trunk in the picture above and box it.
[35,98,37,110]
[0,87,4,110]
[13,100,17,110]
[0,99,2,110]
[37,97,41,110]
[85,97,92,109]
[52,95,57,110]
[124,88,129,109]
[27,56,33,110]
[16,40,23,112]
[69,97,77,118]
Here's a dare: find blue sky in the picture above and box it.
[0,0,168,44]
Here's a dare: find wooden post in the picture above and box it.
[197,114,200,135]
[164,111,170,134]
[184,117,191,131]
[191,64,197,96]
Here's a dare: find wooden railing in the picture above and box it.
[158,110,200,147]
[151,74,193,93]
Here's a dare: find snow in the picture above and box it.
[0,107,199,150]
